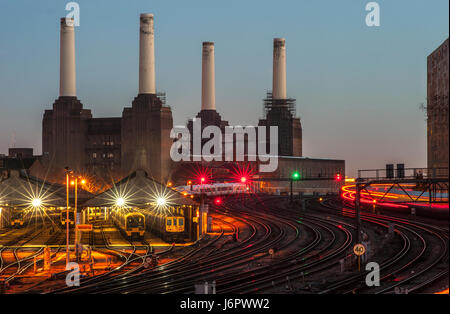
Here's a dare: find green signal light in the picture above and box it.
[292,171,301,180]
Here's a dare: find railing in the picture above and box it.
[357,167,449,180]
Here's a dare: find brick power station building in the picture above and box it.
[41,14,344,191]
[43,16,172,182]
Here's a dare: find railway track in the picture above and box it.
[39,194,448,294]
[61,197,327,293]
[208,196,354,293]
[0,221,66,287]
[317,198,449,294]
[49,218,224,293]
[52,211,248,293]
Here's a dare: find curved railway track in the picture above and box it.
[54,195,353,294]
[317,198,448,294]
[27,194,447,294]
[0,221,67,287]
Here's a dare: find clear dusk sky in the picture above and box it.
[0,0,448,176]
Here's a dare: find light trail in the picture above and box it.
[341,184,448,209]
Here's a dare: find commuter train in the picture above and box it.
[174,183,249,196]
[87,207,105,221]
[144,207,186,243]
[11,210,25,228]
[112,210,146,240]
[60,210,75,226]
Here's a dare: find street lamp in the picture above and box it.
[73,176,86,262]
[116,197,126,207]
[31,198,42,208]
[156,197,166,207]
[64,167,72,266]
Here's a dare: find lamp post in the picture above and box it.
[72,176,86,262]
[355,182,362,244]
[64,167,72,266]
[74,177,78,261]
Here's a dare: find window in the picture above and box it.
[93,153,97,159]
[178,218,184,226]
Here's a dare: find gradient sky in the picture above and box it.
[0,0,448,176]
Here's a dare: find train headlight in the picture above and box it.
[31,198,42,208]
[156,197,166,207]
[116,197,126,207]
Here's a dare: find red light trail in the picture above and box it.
[341,184,448,209]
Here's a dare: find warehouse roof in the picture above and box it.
[83,170,198,207]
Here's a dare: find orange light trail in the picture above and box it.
[341,184,448,209]
[341,184,408,209]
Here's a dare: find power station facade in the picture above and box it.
[43,15,173,182]
[42,14,327,184]
[258,38,302,157]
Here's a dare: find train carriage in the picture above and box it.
[174,183,249,196]
[10,210,25,228]
[60,210,75,226]
[112,210,145,240]
[144,207,186,242]
[87,207,106,221]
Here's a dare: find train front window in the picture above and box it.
[167,218,172,226]
[12,213,22,220]
[178,218,184,226]
[127,216,144,229]
[173,218,177,226]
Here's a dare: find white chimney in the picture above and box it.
[201,42,216,110]
[272,38,287,100]
[139,13,156,94]
[59,18,76,97]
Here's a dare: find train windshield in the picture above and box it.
[178,218,184,226]
[12,213,23,220]
[127,216,144,229]
[61,211,75,218]
[166,218,172,226]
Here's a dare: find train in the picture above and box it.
[143,207,186,243]
[60,210,75,226]
[86,207,106,221]
[174,183,249,196]
[111,209,146,240]
[10,210,25,228]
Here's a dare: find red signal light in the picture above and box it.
[335,173,342,181]
[200,177,206,183]
[240,176,247,183]
[214,197,222,205]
